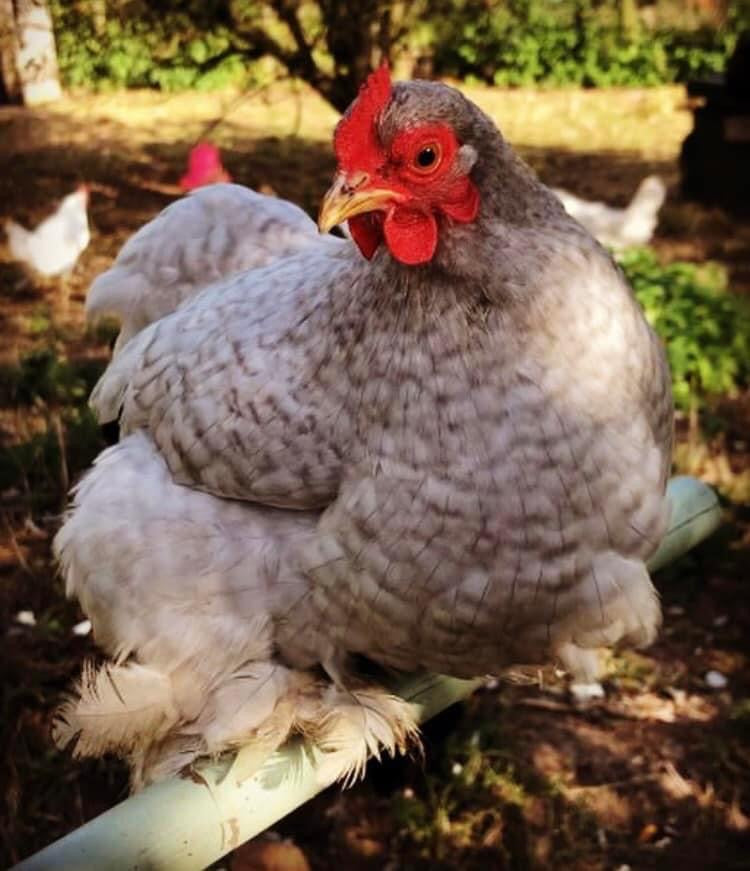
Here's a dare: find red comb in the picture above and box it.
[334,63,392,173]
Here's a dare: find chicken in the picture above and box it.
[5,185,90,277]
[552,175,666,249]
[54,66,673,789]
[86,183,342,354]
[180,142,231,191]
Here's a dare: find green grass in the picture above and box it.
[620,249,750,410]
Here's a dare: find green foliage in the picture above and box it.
[619,249,750,410]
[0,348,92,406]
[50,1,259,91]
[391,710,597,864]
[49,0,741,92]
[430,0,739,87]
[0,349,105,510]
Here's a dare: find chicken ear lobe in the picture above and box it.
[383,208,438,266]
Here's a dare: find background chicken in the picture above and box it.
[179,141,232,190]
[4,185,90,278]
[54,66,673,790]
[552,174,666,249]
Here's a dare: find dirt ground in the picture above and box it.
[1,83,749,870]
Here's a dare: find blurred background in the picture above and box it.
[1,1,749,868]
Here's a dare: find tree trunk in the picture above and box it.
[0,0,21,102]
[14,0,62,105]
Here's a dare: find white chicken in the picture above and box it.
[5,186,91,277]
[552,175,666,249]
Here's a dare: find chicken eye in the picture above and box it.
[413,143,441,172]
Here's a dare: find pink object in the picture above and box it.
[180,143,231,191]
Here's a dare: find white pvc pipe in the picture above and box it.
[14,475,721,871]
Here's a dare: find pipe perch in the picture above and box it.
[14,475,721,871]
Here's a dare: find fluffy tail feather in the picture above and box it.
[5,218,31,263]
[308,686,420,787]
[53,661,178,758]
[55,656,420,790]
[627,175,666,214]
[54,656,304,789]
[620,175,666,245]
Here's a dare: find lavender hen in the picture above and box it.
[54,66,673,788]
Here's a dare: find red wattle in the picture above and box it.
[349,213,384,260]
[384,208,438,265]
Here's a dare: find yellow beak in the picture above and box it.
[318,172,398,233]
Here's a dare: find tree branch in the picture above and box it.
[231,6,339,107]
[270,0,311,61]
[268,0,328,91]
